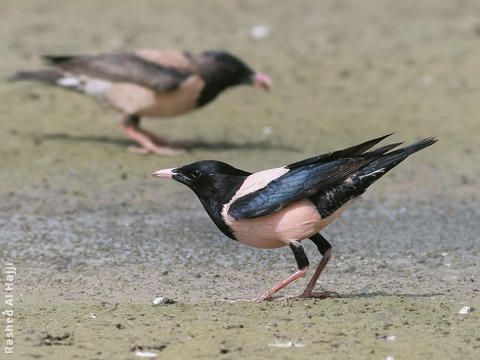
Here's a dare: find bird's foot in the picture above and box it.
[149,136,181,148]
[127,145,185,156]
[218,294,285,303]
[297,290,339,299]
[217,298,249,303]
[249,295,272,303]
[138,128,183,148]
[218,292,338,303]
[119,122,185,155]
[127,146,151,154]
[217,297,263,303]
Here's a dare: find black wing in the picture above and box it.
[286,133,393,169]
[43,53,192,92]
[228,134,400,220]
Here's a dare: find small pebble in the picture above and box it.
[422,74,434,85]
[377,334,395,340]
[458,306,472,314]
[262,126,273,135]
[250,25,270,39]
[269,341,304,348]
[152,296,175,306]
[135,350,157,358]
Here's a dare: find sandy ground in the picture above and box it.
[1,0,479,359]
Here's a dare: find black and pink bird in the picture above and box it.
[10,49,272,155]
[153,134,437,302]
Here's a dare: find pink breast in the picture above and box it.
[225,200,323,248]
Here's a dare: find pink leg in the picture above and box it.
[220,267,308,303]
[299,248,338,298]
[252,268,308,302]
[221,241,336,303]
[221,267,308,302]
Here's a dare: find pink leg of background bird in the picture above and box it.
[119,115,183,155]
[136,127,178,147]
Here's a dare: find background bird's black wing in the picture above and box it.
[43,53,192,92]
[228,134,399,220]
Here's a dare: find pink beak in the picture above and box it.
[252,72,273,91]
[152,168,176,179]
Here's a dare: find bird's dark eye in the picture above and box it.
[191,170,201,179]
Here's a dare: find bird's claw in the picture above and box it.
[217,295,273,303]
[218,293,290,303]
[127,146,151,154]
[217,291,338,303]
[298,290,339,299]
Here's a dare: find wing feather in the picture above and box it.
[228,134,399,220]
[44,53,192,92]
[286,133,393,169]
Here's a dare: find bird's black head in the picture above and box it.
[191,50,272,107]
[194,50,272,101]
[153,160,250,201]
[154,161,251,240]
[202,51,255,86]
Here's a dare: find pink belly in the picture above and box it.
[226,200,347,249]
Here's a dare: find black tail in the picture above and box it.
[310,137,437,217]
[8,69,63,84]
[358,137,438,180]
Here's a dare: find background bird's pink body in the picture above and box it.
[107,75,205,117]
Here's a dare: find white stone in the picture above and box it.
[251,25,271,39]
[262,126,273,135]
[135,350,157,358]
[458,306,472,314]
[152,296,174,306]
[269,341,305,348]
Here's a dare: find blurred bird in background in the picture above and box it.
[11,49,272,155]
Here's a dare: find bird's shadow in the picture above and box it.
[38,133,299,152]
[39,133,132,146]
[178,139,298,152]
[260,291,446,302]
[220,291,446,304]
[337,291,445,299]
